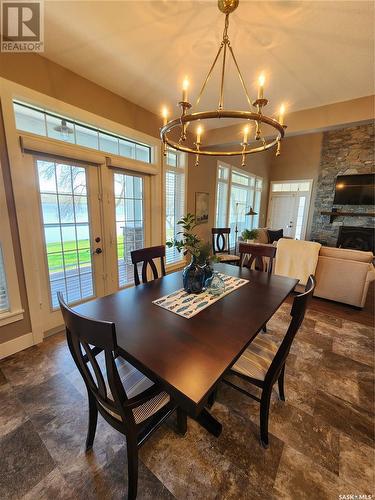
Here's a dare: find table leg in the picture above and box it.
[196,408,222,437]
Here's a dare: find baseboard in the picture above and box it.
[0,332,34,360]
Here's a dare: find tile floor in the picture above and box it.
[0,302,374,499]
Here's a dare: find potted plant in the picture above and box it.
[241,228,259,243]
[166,213,217,293]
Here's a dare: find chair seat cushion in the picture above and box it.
[217,253,240,262]
[231,336,278,381]
[94,353,170,424]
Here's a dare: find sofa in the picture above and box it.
[252,228,375,308]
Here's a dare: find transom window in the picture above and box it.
[216,163,263,248]
[13,100,152,163]
[165,149,186,265]
[272,181,310,192]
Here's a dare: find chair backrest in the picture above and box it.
[265,275,316,385]
[131,245,166,286]
[57,292,130,423]
[239,242,277,274]
[212,227,231,254]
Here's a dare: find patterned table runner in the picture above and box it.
[152,273,249,319]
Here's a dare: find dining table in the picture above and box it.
[74,263,298,437]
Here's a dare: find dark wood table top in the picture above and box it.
[74,263,298,415]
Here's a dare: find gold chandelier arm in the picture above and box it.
[219,42,228,110]
[195,42,224,108]
[228,44,253,110]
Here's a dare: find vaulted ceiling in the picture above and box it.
[43,1,374,127]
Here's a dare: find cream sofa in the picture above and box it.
[252,228,375,308]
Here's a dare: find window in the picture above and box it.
[114,172,144,287]
[0,247,9,313]
[36,160,94,308]
[165,150,186,265]
[13,101,152,164]
[215,163,263,248]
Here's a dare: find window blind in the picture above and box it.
[165,158,185,265]
[0,246,9,313]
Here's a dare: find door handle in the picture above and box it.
[94,248,102,254]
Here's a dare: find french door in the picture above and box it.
[33,157,148,334]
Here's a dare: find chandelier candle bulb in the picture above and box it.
[196,125,203,144]
[258,74,265,100]
[182,78,189,102]
[162,107,169,126]
[279,104,285,126]
[243,125,249,144]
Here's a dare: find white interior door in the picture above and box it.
[268,194,298,237]
[34,157,105,333]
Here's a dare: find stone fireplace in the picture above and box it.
[337,226,374,253]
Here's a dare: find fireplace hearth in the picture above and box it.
[337,226,374,253]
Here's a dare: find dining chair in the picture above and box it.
[212,228,240,265]
[239,242,277,274]
[58,292,186,500]
[223,275,316,448]
[131,245,166,285]
[239,242,277,332]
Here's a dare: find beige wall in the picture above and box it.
[187,150,272,243]
[269,132,323,238]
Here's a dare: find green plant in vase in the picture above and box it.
[241,228,259,242]
[166,213,218,293]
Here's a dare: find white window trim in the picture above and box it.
[163,149,188,269]
[0,162,24,326]
[214,161,263,242]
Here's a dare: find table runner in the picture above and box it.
[152,273,249,318]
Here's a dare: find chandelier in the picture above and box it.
[160,0,287,167]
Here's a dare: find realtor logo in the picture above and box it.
[1,0,44,52]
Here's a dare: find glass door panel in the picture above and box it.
[114,172,145,287]
[35,158,104,335]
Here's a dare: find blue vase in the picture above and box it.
[182,257,206,294]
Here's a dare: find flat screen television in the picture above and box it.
[333,173,375,205]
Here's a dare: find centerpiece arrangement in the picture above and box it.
[166,213,220,294]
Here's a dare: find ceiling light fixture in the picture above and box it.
[160,0,287,167]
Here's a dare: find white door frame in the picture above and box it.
[267,179,313,240]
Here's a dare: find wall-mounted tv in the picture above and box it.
[333,173,375,205]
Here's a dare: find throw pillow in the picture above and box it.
[267,229,283,243]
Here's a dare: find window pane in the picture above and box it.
[0,246,9,313]
[46,115,75,143]
[99,132,119,154]
[272,183,283,192]
[76,124,99,150]
[135,144,150,163]
[37,160,94,308]
[119,139,135,159]
[216,181,228,227]
[166,168,185,265]
[14,102,46,135]
[114,173,144,287]
[232,171,250,186]
[167,151,177,168]
[218,165,229,180]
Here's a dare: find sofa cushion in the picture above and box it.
[320,246,374,263]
